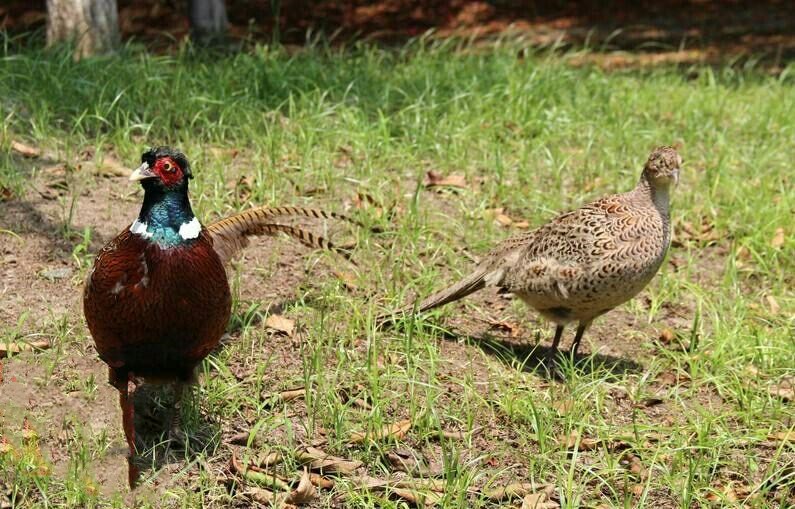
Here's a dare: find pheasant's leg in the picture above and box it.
[117,372,139,488]
[569,321,591,356]
[544,324,565,365]
[549,324,565,353]
[168,382,187,445]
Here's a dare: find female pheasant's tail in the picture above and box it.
[207,207,355,264]
[376,267,488,329]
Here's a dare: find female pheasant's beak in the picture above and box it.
[129,162,157,182]
[673,169,680,187]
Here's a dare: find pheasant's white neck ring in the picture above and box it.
[130,219,153,239]
[131,217,200,241]
[178,217,201,239]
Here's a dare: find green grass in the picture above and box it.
[0,33,793,508]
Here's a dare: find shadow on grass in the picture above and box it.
[131,383,221,484]
[473,333,644,382]
[399,317,644,381]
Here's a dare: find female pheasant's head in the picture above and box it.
[642,146,682,188]
[129,147,200,246]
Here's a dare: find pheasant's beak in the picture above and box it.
[673,169,680,187]
[129,162,157,182]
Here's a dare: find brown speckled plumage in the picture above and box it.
[388,146,682,356]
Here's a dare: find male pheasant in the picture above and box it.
[83,146,358,487]
[381,146,682,358]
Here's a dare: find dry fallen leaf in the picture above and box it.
[11,140,40,158]
[0,340,51,358]
[286,469,317,504]
[441,428,479,440]
[656,370,690,387]
[95,156,129,177]
[349,418,412,444]
[390,486,442,507]
[265,314,295,336]
[386,450,443,478]
[495,213,513,226]
[348,475,442,506]
[295,446,362,475]
[484,482,550,502]
[770,227,785,248]
[658,328,675,344]
[620,452,647,479]
[423,170,468,189]
[766,295,780,315]
[769,381,794,402]
[521,488,559,509]
[334,271,358,291]
[767,431,794,443]
[0,186,14,202]
[479,316,522,337]
[264,387,306,405]
[348,474,388,489]
[245,487,295,507]
[705,483,752,503]
[254,450,283,467]
[230,451,291,491]
[394,478,448,493]
[486,208,530,229]
[552,399,575,415]
[308,473,334,489]
[560,431,600,451]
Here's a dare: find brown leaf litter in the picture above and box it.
[265,314,295,335]
[349,418,412,444]
[295,446,363,475]
[0,340,51,358]
[10,140,40,158]
[423,170,468,189]
[483,482,554,502]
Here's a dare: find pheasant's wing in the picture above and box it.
[207,208,353,264]
[500,193,651,295]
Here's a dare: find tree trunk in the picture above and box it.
[188,0,228,45]
[46,0,119,58]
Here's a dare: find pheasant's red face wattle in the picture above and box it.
[152,156,184,187]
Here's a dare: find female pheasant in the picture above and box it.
[381,146,682,359]
[83,146,357,487]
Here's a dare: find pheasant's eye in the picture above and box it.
[163,162,174,172]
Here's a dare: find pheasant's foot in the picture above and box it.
[167,383,188,447]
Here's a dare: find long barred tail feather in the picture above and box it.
[260,223,354,262]
[229,205,378,232]
[207,206,356,264]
